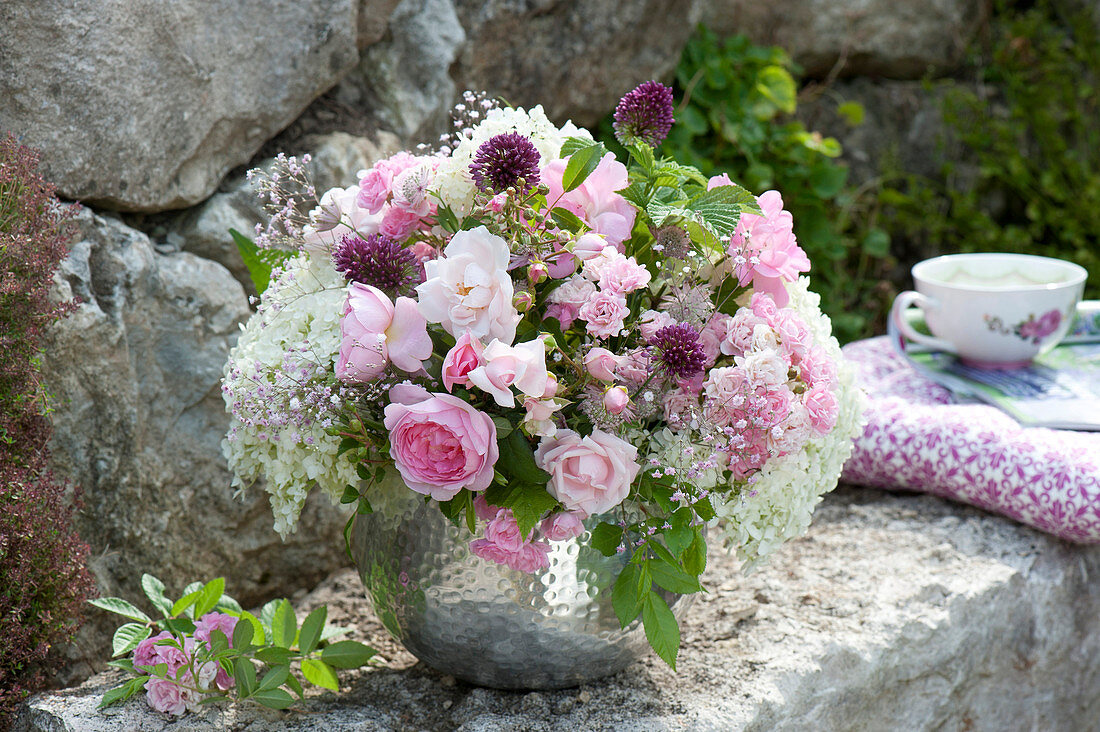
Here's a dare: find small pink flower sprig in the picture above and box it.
[91,575,376,716]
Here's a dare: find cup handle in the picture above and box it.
[890,290,957,354]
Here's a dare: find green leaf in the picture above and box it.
[611,563,648,628]
[589,522,624,557]
[755,65,797,115]
[140,574,173,618]
[628,141,656,174]
[809,164,848,199]
[686,184,760,238]
[98,676,146,709]
[88,597,151,623]
[171,590,201,618]
[321,640,377,669]
[240,611,265,646]
[619,182,649,209]
[482,481,559,537]
[434,203,460,234]
[561,142,608,193]
[496,429,552,486]
[260,600,280,633]
[491,416,514,439]
[255,647,296,666]
[340,484,359,504]
[693,496,716,521]
[258,665,290,692]
[298,606,326,655]
[164,617,195,636]
[215,594,243,614]
[192,577,225,618]
[647,557,702,595]
[837,100,865,126]
[642,591,680,670]
[560,135,596,157]
[105,658,136,673]
[549,206,589,233]
[251,687,296,710]
[861,228,891,258]
[301,658,339,691]
[336,438,359,459]
[285,672,305,701]
[232,616,255,651]
[112,623,152,657]
[234,658,257,697]
[230,228,273,295]
[272,599,297,649]
[683,532,707,577]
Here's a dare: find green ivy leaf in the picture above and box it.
[301,658,339,691]
[271,599,297,649]
[320,640,376,669]
[140,574,173,618]
[88,597,151,623]
[298,606,326,655]
[112,623,152,657]
[641,591,680,670]
[561,142,608,193]
[589,522,624,557]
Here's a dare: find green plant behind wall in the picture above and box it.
[881,1,1099,299]
[599,29,894,342]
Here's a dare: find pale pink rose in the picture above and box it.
[638,309,675,341]
[593,251,651,295]
[799,346,837,389]
[703,366,752,428]
[417,226,521,344]
[467,338,549,408]
[804,385,839,434]
[728,191,809,308]
[383,391,498,500]
[133,631,189,673]
[390,163,435,218]
[469,538,512,566]
[751,292,781,325]
[379,206,422,240]
[145,677,188,716]
[541,511,586,541]
[707,173,735,190]
[584,347,625,381]
[664,388,699,429]
[578,291,629,340]
[523,396,564,438]
[548,232,619,279]
[603,385,630,415]
[442,331,484,392]
[737,349,791,388]
[750,323,782,353]
[700,313,735,365]
[544,373,559,398]
[618,349,651,384]
[534,429,640,517]
[726,309,766,356]
[546,275,597,329]
[760,384,794,430]
[768,401,813,456]
[303,185,382,256]
[774,310,810,362]
[676,373,705,394]
[194,613,238,649]
[484,510,524,552]
[512,542,552,572]
[356,152,419,214]
[336,283,432,382]
[488,192,507,213]
[543,154,637,246]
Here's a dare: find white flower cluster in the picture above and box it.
[711,277,867,568]
[433,104,591,215]
[221,255,358,538]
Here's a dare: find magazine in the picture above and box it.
[889,301,1100,431]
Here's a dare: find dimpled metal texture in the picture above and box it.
[350,489,693,690]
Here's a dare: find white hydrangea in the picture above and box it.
[221,254,358,538]
[433,104,591,215]
[711,277,867,569]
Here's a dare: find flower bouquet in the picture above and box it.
[222,83,863,678]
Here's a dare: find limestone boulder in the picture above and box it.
[18,488,1100,730]
[0,0,382,212]
[704,0,986,79]
[43,209,348,673]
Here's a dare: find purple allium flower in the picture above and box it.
[470,132,541,194]
[333,233,421,296]
[613,81,675,148]
[649,323,707,378]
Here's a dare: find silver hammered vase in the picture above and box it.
[349,482,692,689]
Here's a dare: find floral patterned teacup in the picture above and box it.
[890,253,1087,368]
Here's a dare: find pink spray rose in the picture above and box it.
[470,507,552,573]
[545,275,597,330]
[543,154,637,246]
[585,248,652,295]
[336,283,433,382]
[798,346,837,389]
[804,385,839,434]
[134,631,190,673]
[774,309,811,362]
[383,390,498,500]
[603,385,630,415]
[194,613,238,649]
[523,395,564,438]
[728,191,810,307]
[356,151,420,214]
[541,511,586,541]
[145,677,190,716]
[638,309,675,341]
[584,347,625,381]
[534,429,641,517]
[467,338,549,408]
[441,331,485,392]
[578,291,629,340]
[379,206,423,240]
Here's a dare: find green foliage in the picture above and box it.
[600,28,895,342]
[881,1,1100,298]
[92,575,377,713]
[230,228,295,295]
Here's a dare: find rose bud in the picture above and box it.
[603,385,630,415]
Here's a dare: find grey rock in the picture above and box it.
[166,131,402,294]
[703,0,986,79]
[19,488,1100,730]
[42,209,348,677]
[0,0,362,212]
[452,0,705,129]
[335,0,467,143]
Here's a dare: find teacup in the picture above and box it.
[890,253,1087,368]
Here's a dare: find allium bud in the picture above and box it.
[603,385,630,415]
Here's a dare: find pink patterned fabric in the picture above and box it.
[841,337,1100,543]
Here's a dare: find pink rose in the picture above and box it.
[390,163,435,217]
[603,385,630,415]
[586,249,651,294]
[545,275,596,330]
[663,388,699,429]
[726,309,766,356]
[472,494,498,522]
[768,402,813,457]
[618,348,652,384]
[578,291,629,340]
[703,366,752,428]
[484,510,524,552]
[728,191,809,308]
[379,206,422,240]
[700,313,735,365]
[774,310,810,362]
[145,677,189,716]
[541,511,586,541]
[134,631,189,673]
[804,385,839,434]
[194,613,238,649]
[523,396,564,438]
[584,347,624,381]
[751,292,781,325]
[337,283,433,382]
[534,429,640,517]
[471,537,552,573]
[383,390,498,500]
[544,155,637,246]
[357,169,393,215]
[638,310,675,342]
[799,346,837,389]
[707,173,735,190]
[442,331,484,392]
[467,338,549,408]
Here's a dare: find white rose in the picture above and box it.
[416,226,521,344]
